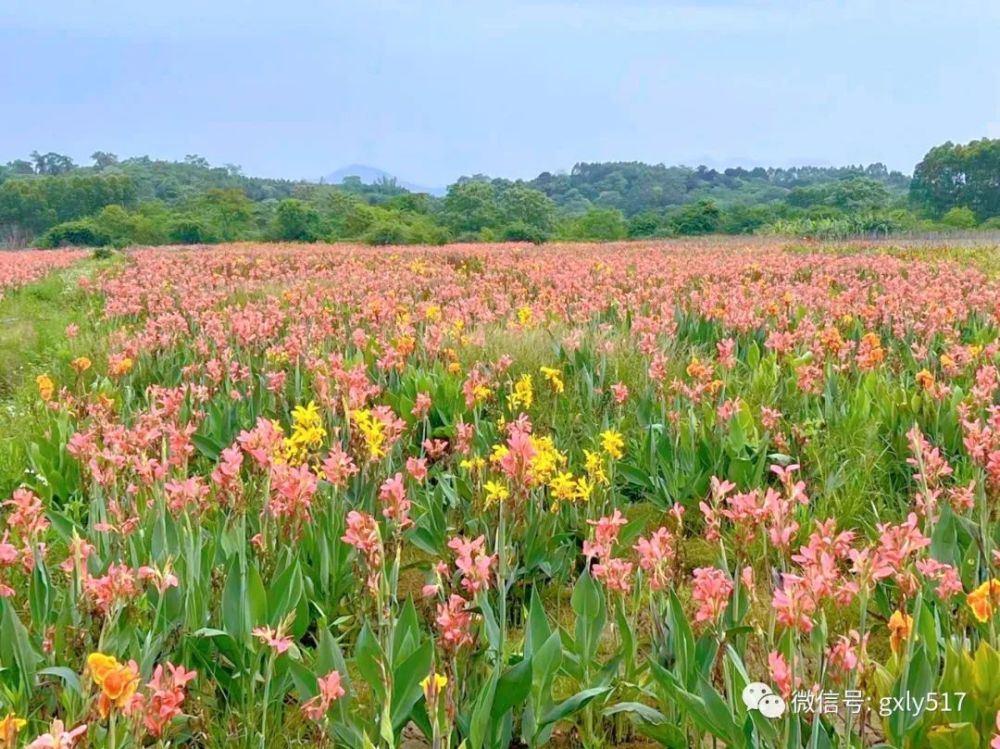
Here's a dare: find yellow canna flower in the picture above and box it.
[600,430,625,460]
[0,713,27,745]
[539,366,564,394]
[70,356,92,373]
[420,672,448,698]
[887,610,913,656]
[87,652,140,718]
[36,374,55,401]
[484,480,510,506]
[967,579,1000,623]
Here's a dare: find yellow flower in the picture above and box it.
[583,450,609,485]
[489,444,509,464]
[425,304,442,322]
[529,436,565,483]
[548,471,578,503]
[887,610,913,655]
[70,356,92,373]
[508,373,533,410]
[472,384,493,403]
[110,356,134,377]
[574,476,595,501]
[600,430,625,460]
[36,374,55,401]
[915,369,935,390]
[87,652,140,718]
[484,480,510,506]
[352,409,385,460]
[420,672,448,698]
[967,579,1000,623]
[539,366,564,394]
[517,306,533,326]
[0,713,26,745]
[460,456,486,473]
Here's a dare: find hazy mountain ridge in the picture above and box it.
[321,163,446,196]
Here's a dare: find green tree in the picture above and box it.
[940,206,976,229]
[573,208,626,240]
[196,188,254,240]
[498,185,555,238]
[272,199,322,241]
[670,199,721,235]
[444,180,499,234]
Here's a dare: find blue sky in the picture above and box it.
[1,1,998,186]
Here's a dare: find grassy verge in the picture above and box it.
[0,254,120,493]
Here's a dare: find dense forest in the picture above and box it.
[1,139,998,248]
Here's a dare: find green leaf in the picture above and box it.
[927,722,980,749]
[492,656,533,719]
[267,561,303,626]
[355,623,386,704]
[391,640,432,731]
[537,686,610,731]
[38,666,82,695]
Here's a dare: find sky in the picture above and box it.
[1,0,998,187]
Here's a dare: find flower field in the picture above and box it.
[2,239,1000,748]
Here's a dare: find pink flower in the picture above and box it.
[406,456,428,482]
[436,594,476,651]
[691,567,733,625]
[610,382,629,405]
[448,535,496,594]
[132,662,197,737]
[378,472,412,528]
[342,511,381,563]
[768,651,792,698]
[321,443,358,488]
[253,626,293,654]
[584,510,628,560]
[592,557,634,594]
[302,670,345,721]
[633,527,676,591]
[412,392,432,418]
[24,719,88,749]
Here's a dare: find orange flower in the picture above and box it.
[0,712,27,746]
[36,374,55,401]
[966,579,1000,623]
[915,369,935,390]
[71,356,92,373]
[888,610,913,655]
[87,652,140,718]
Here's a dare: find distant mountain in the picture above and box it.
[321,164,446,196]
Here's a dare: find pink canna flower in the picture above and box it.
[592,557,634,594]
[211,445,244,494]
[321,443,358,488]
[164,476,210,516]
[691,567,733,626]
[412,392,432,418]
[448,535,496,594]
[378,472,413,528]
[302,670,346,721]
[584,510,627,560]
[768,651,792,698]
[435,594,476,651]
[342,511,381,563]
[253,626,293,654]
[406,456,428,482]
[633,527,676,591]
[24,719,88,749]
[610,382,629,405]
[772,573,816,633]
[129,662,197,737]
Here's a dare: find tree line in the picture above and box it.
[1,139,998,248]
